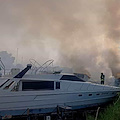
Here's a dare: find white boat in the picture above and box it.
[0,63,119,117]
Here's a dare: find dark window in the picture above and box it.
[96,93,100,95]
[78,94,82,96]
[22,81,54,91]
[102,92,108,95]
[89,94,92,96]
[56,82,60,89]
[60,75,85,82]
[74,73,84,78]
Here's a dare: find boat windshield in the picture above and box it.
[60,75,85,82]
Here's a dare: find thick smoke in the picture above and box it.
[0,0,120,82]
[102,0,120,77]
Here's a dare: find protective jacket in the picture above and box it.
[101,75,105,81]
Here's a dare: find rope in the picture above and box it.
[114,95,120,105]
[22,108,29,115]
[95,107,100,120]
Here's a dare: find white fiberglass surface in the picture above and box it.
[0,79,8,86]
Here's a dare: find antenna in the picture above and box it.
[16,48,18,65]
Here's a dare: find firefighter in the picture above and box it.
[100,73,105,84]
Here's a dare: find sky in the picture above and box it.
[0,0,120,82]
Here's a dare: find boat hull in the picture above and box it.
[0,91,118,116]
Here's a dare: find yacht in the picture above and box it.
[0,61,119,117]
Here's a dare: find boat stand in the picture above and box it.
[0,106,87,120]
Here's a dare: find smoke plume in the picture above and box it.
[102,0,120,77]
[0,0,120,82]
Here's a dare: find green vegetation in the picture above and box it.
[87,95,120,120]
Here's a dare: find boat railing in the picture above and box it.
[0,57,5,75]
[29,59,54,74]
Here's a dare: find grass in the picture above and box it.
[87,95,120,120]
